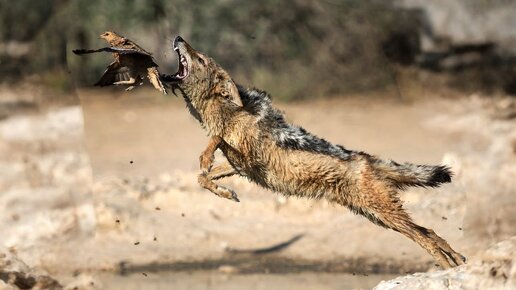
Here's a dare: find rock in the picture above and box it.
[0,251,63,290]
[373,236,516,290]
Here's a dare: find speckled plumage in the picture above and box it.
[73,31,167,94]
[165,36,465,269]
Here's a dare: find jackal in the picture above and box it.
[163,36,465,269]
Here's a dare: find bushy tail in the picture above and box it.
[373,159,452,189]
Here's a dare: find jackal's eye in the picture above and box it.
[197,56,206,66]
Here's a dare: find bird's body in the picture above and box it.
[73,31,167,94]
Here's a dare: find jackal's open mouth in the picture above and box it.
[170,36,189,81]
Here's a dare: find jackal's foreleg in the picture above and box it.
[198,136,240,202]
[206,162,238,180]
[199,136,223,174]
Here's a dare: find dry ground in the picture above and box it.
[0,87,514,289]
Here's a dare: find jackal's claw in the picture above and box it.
[231,192,240,202]
[218,186,240,202]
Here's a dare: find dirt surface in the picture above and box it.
[0,88,514,289]
[374,237,516,290]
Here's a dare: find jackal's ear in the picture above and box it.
[220,80,243,107]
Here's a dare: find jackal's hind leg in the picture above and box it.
[371,206,466,269]
[198,136,239,202]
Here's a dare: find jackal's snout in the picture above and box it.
[166,35,190,81]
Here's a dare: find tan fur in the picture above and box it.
[168,37,465,269]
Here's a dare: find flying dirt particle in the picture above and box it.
[352,273,356,276]
[458,227,463,231]
[442,216,448,220]
[181,213,185,217]
[129,160,134,164]
[115,219,120,223]
[155,207,161,210]
[153,236,157,241]
[435,264,440,267]
[142,272,147,277]
[134,242,140,245]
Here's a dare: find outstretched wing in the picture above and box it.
[119,38,153,55]
[117,38,160,66]
[73,47,151,56]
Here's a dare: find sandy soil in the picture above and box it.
[0,88,514,289]
[374,237,516,289]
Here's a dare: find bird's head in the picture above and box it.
[99,31,121,43]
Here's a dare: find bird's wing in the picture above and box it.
[118,38,159,66]
[73,47,150,56]
[94,62,137,87]
[119,38,153,55]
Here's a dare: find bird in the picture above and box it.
[73,31,167,94]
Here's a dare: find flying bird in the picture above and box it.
[73,31,167,94]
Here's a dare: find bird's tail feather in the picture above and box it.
[148,67,167,95]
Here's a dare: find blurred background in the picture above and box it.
[1,0,516,101]
[0,1,515,290]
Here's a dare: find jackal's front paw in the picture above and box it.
[217,186,240,202]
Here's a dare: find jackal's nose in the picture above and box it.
[174,36,184,46]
